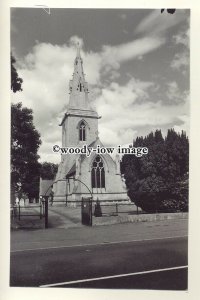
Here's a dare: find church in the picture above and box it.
[53,46,129,204]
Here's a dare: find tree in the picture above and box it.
[94,199,102,217]
[11,54,23,204]
[11,102,41,200]
[40,162,58,180]
[11,54,23,93]
[121,129,189,212]
[161,9,176,14]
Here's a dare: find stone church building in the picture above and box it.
[53,47,129,204]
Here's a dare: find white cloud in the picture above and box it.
[101,36,165,67]
[69,35,84,48]
[173,28,190,47]
[135,9,187,36]
[173,114,189,134]
[94,79,189,148]
[40,140,62,163]
[171,52,189,72]
[166,81,189,104]
[171,19,190,73]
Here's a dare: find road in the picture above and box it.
[11,218,188,251]
[10,236,187,289]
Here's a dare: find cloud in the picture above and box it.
[11,32,165,120]
[170,18,190,73]
[135,9,187,36]
[120,13,127,20]
[11,43,75,163]
[173,28,190,47]
[166,81,189,104]
[94,79,189,147]
[171,52,189,72]
[69,36,84,47]
[173,114,189,134]
[101,36,165,67]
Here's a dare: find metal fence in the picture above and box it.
[92,202,139,217]
[91,201,178,217]
[11,203,43,221]
[10,198,180,230]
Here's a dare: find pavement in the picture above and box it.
[11,204,83,230]
[11,218,188,251]
[11,202,188,231]
[10,208,188,289]
[11,203,141,230]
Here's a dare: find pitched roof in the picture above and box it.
[39,179,54,196]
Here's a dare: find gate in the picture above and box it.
[81,197,92,226]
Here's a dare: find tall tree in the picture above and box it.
[11,102,42,200]
[121,129,189,212]
[11,54,23,204]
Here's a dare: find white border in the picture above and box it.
[1,1,200,300]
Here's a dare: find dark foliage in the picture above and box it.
[11,55,23,93]
[121,129,189,212]
[40,162,58,180]
[94,199,102,217]
[11,102,41,200]
[161,9,176,14]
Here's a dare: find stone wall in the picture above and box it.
[93,212,188,226]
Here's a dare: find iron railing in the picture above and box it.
[11,203,43,220]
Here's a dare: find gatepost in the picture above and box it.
[43,196,49,229]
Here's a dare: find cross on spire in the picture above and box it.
[76,42,81,58]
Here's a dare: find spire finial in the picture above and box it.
[76,42,81,58]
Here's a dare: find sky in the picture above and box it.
[11,8,190,164]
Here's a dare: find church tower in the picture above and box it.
[53,45,128,204]
[61,44,100,149]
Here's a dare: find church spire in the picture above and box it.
[60,44,99,128]
[73,42,85,84]
[68,45,92,110]
[76,42,81,58]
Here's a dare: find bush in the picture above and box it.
[94,199,102,217]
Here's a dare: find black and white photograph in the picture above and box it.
[6,3,193,295]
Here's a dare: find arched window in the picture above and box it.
[79,121,86,141]
[91,155,105,188]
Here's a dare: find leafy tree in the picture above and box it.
[121,129,189,212]
[161,9,176,14]
[11,102,41,200]
[11,55,42,202]
[11,54,23,93]
[11,56,59,202]
[40,162,58,180]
